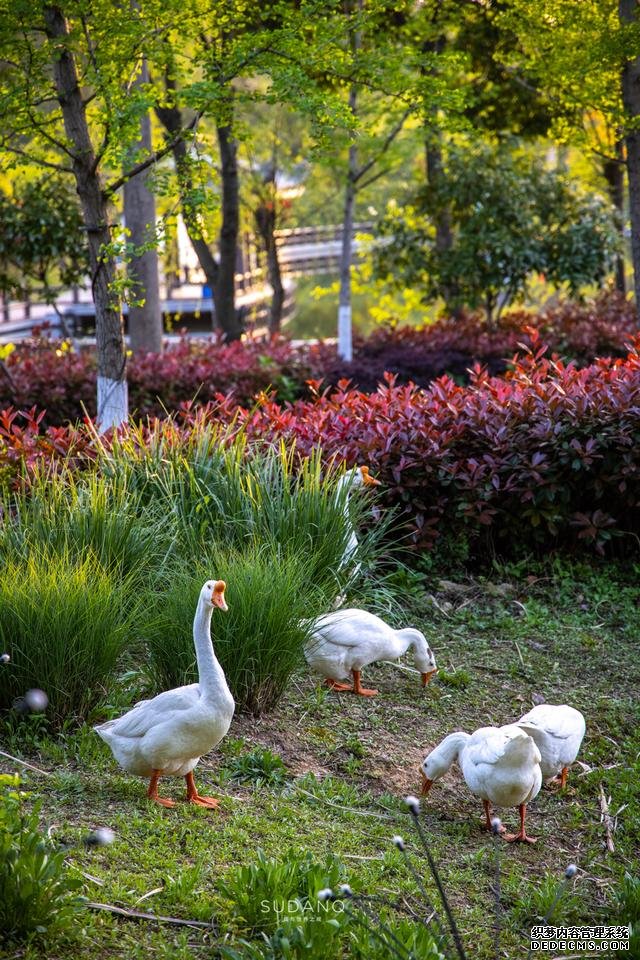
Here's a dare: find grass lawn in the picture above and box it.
[1,560,639,959]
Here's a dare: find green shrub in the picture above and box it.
[222,747,289,787]
[123,438,379,591]
[0,551,139,727]
[143,543,333,714]
[0,774,82,944]
[219,848,347,936]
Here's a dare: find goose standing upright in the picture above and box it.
[305,608,436,696]
[420,724,542,843]
[95,580,235,810]
[336,465,381,571]
[516,704,586,788]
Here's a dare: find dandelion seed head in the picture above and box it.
[404,795,420,815]
[24,689,49,712]
[86,827,116,847]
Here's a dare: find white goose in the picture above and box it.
[336,465,380,571]
[516,704,586,788]
[95,580,234,810]
[304,608,436,697]
[421,724,542,843]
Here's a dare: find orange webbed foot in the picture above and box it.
[187,795,220,809]
[504,831,537,844]
[325,678,353,692]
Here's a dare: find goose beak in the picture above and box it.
[421,670,437,687]
[212,581,228,611]
[420,771,433,796]
[359,465,381,487]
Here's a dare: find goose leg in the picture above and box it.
[483,800,506,834]
[325,678,353,692]
[147,769,176,808]
[185,771,220,809]
[505,804,537,844]
[352,669,378,697]
[548,766,569,790]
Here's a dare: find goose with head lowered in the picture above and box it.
[420,724,542,843]
[516,704,586,789]
[304,608,436,696]
[95,580,234,810]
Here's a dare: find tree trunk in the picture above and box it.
[124,58,163,354]
[154,101,220,304]
[338,120,357,363]
[43,5,127,429]
[620,0,640,299]
[603,138,627,294]
[216,121,242,341]
[255,201,285,334]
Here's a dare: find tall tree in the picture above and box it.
[124,57,163,354]
[0,1,191,426]
[501,0,639,296]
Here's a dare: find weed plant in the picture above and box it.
[221,747,289,787]
[0,775,82,944]
[0,550,138,726]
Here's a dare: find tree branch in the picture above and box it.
[353,106,412,184]
[103,110,202,197]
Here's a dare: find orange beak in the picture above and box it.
[421,669,437,687]
[420,770,433,796]
[212,580,228,611]
[359,465,381,487]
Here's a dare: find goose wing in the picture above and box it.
[308,610,389,649]
[103,684,200,740]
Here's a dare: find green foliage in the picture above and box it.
[0,551,138,727]
[612,874,640,956]
[349,916,445,960]
[0,774,82,944]
[373,140,620,320]
[218,847,347,936]
[0,176,88,304]
[0,468,167,583]
[222,747,289,787]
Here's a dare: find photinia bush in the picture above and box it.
[308,292,640,392]
[1,294,637,424]
[217,332,640,557]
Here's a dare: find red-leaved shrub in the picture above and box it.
[0,335,312,425]
[203,332,640,557]
[308,292,640,392]
[3,334,640,557]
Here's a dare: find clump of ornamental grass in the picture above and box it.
[0,464,168,583]
[142,542,335,715]
[101,421,390,592]
[0,549,139,728]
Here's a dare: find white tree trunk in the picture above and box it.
[338,86,358,363]
[97,377,129,431]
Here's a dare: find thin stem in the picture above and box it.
[409,809,467,960]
